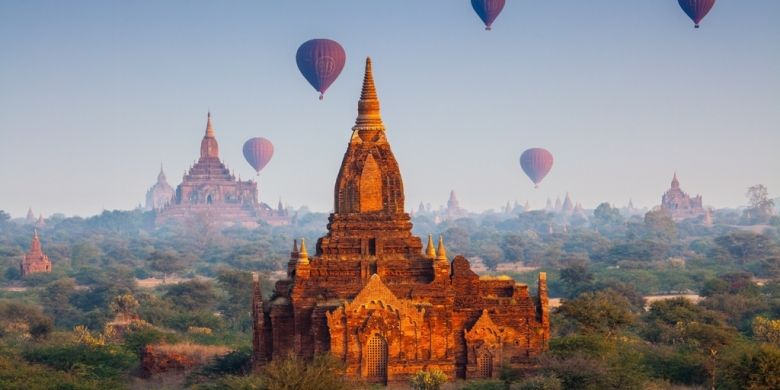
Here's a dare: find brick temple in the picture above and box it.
[661,173,704,221]
[251,58,549,384]
[155,113,290,228]
[20,230,51,277]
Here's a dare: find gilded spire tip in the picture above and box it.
[355,57,383,128]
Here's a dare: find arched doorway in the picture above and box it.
[206,194,213,204]
[477,350,492,378]
[365,334,388,383]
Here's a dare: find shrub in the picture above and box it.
[410,368,448,390]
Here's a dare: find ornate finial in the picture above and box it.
[436,235,447,261]
[292,239,299,253]
[426,234,437,259]
[671,172,679,188]
[298,238,309,263]
[205,111,215,138]
[355,57,383,128]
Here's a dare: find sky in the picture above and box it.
[1,1,779,218]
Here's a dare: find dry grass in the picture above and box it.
[151,343,231,365]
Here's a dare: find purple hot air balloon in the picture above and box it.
[243,138,274,175]
[520,148,554,188]
[296,39,346,100]
[471,0,506,31]
[678,0,716,28]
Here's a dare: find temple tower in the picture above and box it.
[21,230,51,276]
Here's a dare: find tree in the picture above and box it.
[557,290,636,337]
[109,293,139,322]
[643,209,677,242]
[164,280,217,312]
[591,203,625,237]
[0,210,10,224]
[745,184,775,224]
[559,260,594,298]
[753,316,780,344]
[146,250,185,282]
[216,268,254,331]
[719,343,780,390]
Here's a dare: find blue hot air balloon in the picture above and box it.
[471,0,506,31]
[678,0,716,28]
[296,39,346,100]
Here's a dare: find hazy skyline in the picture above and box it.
[1,1,779,218]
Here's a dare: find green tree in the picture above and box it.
[643,210,677,242]
[557,290,636,337]
[164,280,217,312]
[147,250,185,282]
[559,260,594,298]
[719,343,780,390]
[591,203,625,237]
[216,268,254,331]
[745,184,775,224]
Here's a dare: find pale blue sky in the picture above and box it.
[1,1,778,217]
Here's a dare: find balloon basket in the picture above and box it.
[694,24,700,29]
[485,26,491,31]
[319,94,324,100]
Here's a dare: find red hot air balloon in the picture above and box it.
[520,148,554,188]
[678,0,716,28]
[296,39,346,100]
[242,138,274,175]
[471,0,506,31]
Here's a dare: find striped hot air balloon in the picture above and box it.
[243,138,274,175]
[296,39,346,100]
[678,0,716,28]
[520,148,554,188]
[471,0,506,31]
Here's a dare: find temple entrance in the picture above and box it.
[365,334,388,384]
[477,350,492,378]
[206,195,213,204]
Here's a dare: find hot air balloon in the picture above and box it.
[242,138,274,175]
[296,39,346,100]
[678,0,716,28]
[519,148,554,188]
[471,0,506,31]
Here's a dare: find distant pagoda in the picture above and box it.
[155,113,289,228]
[21,230,51,276]
[145,165,175,211]
[660,173,704,221]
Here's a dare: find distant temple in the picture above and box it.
[252,58,549,385]
[660,173,704,221]
[155,113,290,228]
[446,190,467,219]
[145,165,175,211]
[20,230,51,276]
[25,208,35,224]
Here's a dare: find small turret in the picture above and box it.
[298,238,309,264]
[436,235,447,261]
[425,234,437,259]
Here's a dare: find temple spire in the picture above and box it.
[436,235,447,261]
[426,234,437,259]
[671,172,680,189]
[205,111,215,138]
[298,238,309,263]
[355,57,383,128]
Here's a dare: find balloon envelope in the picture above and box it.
[243,138,274,174]
[296,39,346,99]
[471,0,506,30]
[678,0,716,28]
[519,148,554,187]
